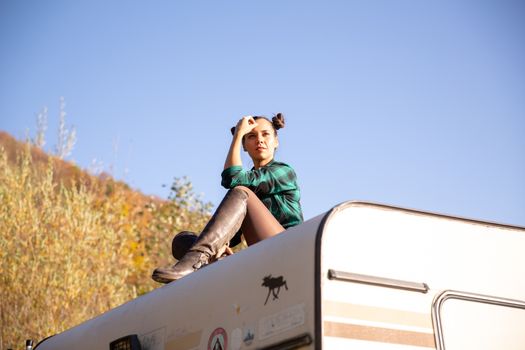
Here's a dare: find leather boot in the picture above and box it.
[152,188,248,283]
[171,231,197,260]
[172,231,232,262]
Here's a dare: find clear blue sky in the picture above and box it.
[1,0,524,226]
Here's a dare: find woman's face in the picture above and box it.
[243,118,279,168]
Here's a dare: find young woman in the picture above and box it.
[152,113,303,283]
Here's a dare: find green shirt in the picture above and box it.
[221,160,304,229]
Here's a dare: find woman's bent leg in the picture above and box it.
[152,187,248,283]
[236,186,285,246]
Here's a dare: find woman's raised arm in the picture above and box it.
[224,116,257,170]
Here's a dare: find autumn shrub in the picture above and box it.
[0,139,211,349]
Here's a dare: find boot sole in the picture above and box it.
[151,270,183,284]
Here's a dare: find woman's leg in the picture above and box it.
[152,187,248,283]
[168,187,280,261]
[152,187,284,283]
[236,186,285,246]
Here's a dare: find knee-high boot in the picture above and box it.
[152,187,248,283]
[171,231,198,260]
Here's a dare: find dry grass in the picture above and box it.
[0,133,211,349]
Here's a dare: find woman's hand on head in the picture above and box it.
[234,116,258,138]
[225,116,254,169]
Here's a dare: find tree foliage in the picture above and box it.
[0,135,211,349]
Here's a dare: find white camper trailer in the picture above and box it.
[35,201,525,350]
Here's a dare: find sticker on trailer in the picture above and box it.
[261,274,289,305]
[207,327,227,350]
[230,328,242,350]
[243,325,255,346]
[259,303,305,340]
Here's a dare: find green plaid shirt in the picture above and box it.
[221,160,304,229]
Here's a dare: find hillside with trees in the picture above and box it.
[0,131,211,348]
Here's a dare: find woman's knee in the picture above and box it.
[232,186,255,197]
[231,186,264,214]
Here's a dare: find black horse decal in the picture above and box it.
[262,275,288,305]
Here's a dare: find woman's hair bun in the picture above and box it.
[272,113,285,130]
[230,126,236,135]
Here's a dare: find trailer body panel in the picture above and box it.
[36,202,525,350]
